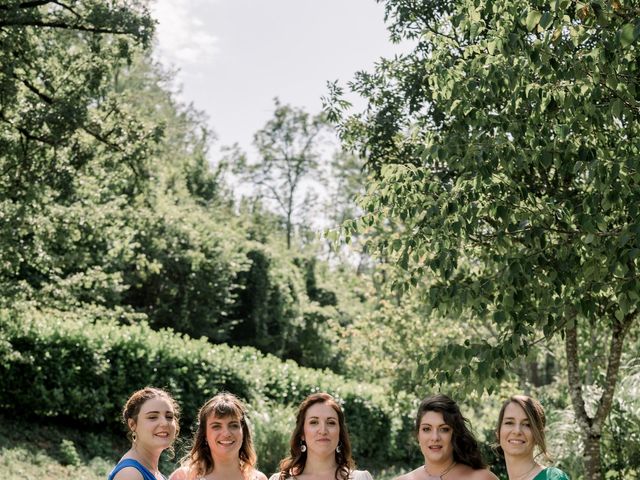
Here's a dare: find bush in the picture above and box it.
[0,306,415,466]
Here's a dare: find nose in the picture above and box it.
[319,421,328,433]
[430,429,440,440]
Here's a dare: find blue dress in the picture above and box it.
[108,458,166,480]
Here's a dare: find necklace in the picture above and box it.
[512,462,538,480]
[424,461,456,480]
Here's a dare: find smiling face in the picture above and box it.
[418,410,454,467]
[128,396,177,451]
[205,413,244,460]
[302,401,340,458]
[499,401,536,459]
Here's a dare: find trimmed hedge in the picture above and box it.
[0,306,415,466]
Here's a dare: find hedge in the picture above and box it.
[0,306,416,466]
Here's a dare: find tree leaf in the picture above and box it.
[620,23,639,48]
[526,10,542,32]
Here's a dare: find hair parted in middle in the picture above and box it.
[180,392,257,477]
[495,394,550,462]
[277,392,354,480]
[416,394,487,470]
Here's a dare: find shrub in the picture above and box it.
[0,306,415,466]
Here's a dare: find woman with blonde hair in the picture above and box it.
[170,392,267,480]
[270,392,373,480]
[496,395,569,480]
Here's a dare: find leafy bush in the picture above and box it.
[0,306,414,466]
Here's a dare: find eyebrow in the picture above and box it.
[144,410,172,415]
[308,416,338,420]
[420,423,448,427]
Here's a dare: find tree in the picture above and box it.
[330,0,640,478]
[236,98,327,249]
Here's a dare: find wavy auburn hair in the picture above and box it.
[181,392,257,478]
[415,394,487,469]
[277,392,354,480]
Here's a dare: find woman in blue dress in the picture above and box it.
[108,387,180,480]
[496,395,570,480]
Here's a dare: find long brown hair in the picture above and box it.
[181,392,257,477]
[277,392,354,480]
[495,395,550,462]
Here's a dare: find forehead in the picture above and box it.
[420,410,446,425]
[305,402,338,419]
[139,396,174,414]
[208,413,241,423]
[504,402,528,419]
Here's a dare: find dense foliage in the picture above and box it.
[328,0,640,477]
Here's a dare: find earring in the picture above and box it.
[336,443,341,454]
[300,440,307,453]
[131,431,137,443]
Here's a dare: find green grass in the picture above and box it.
[0,413,133,480]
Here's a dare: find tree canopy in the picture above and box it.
[330,0,640,478]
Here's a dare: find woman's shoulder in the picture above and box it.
[168,466,190,480]
[351,470,374,480]
[453,464,498,480]
[109,459,150,480]
[251,468,268,480]
[392,466,423,480]
[268,473,286,480]
[538,467,570,479]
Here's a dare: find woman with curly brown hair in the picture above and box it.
[170,392,267,480]
[269,392,373,480]
[395,394,497,480]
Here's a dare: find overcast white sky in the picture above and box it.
[150,0,405,156]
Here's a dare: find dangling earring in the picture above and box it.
[131,431,137,444]
[336,442,342,454]
[300,440,307,452]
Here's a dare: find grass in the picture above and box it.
[0,413,170,480]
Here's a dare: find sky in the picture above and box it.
[149,0,406,157]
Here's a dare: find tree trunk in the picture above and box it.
[565,312,636,480]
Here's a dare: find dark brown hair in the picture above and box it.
[495,395,550,461]
[416,394,487,469]
[277,392,354,480]
[181,392,257,477]
[122,386,180,441]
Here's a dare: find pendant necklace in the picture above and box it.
[424,461,456,480]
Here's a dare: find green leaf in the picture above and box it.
[620,23,639,48]
[526,10,542,31]
[539,12,553,30]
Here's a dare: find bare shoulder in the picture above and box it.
[393,466,423,480]
[168,466,190,480]
[112,467,145,480]
[253,469,269,480]
[353,470,374,480]
[469,468,499,480]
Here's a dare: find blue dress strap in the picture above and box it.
[108,458,166,480]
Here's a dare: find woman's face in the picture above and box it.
[129,396,177,451]
[205,413,244,460]
[418,410,454,466]
[302,401,340,458]
[499,402,535,459]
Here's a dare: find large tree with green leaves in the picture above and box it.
[330,0,640,478]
